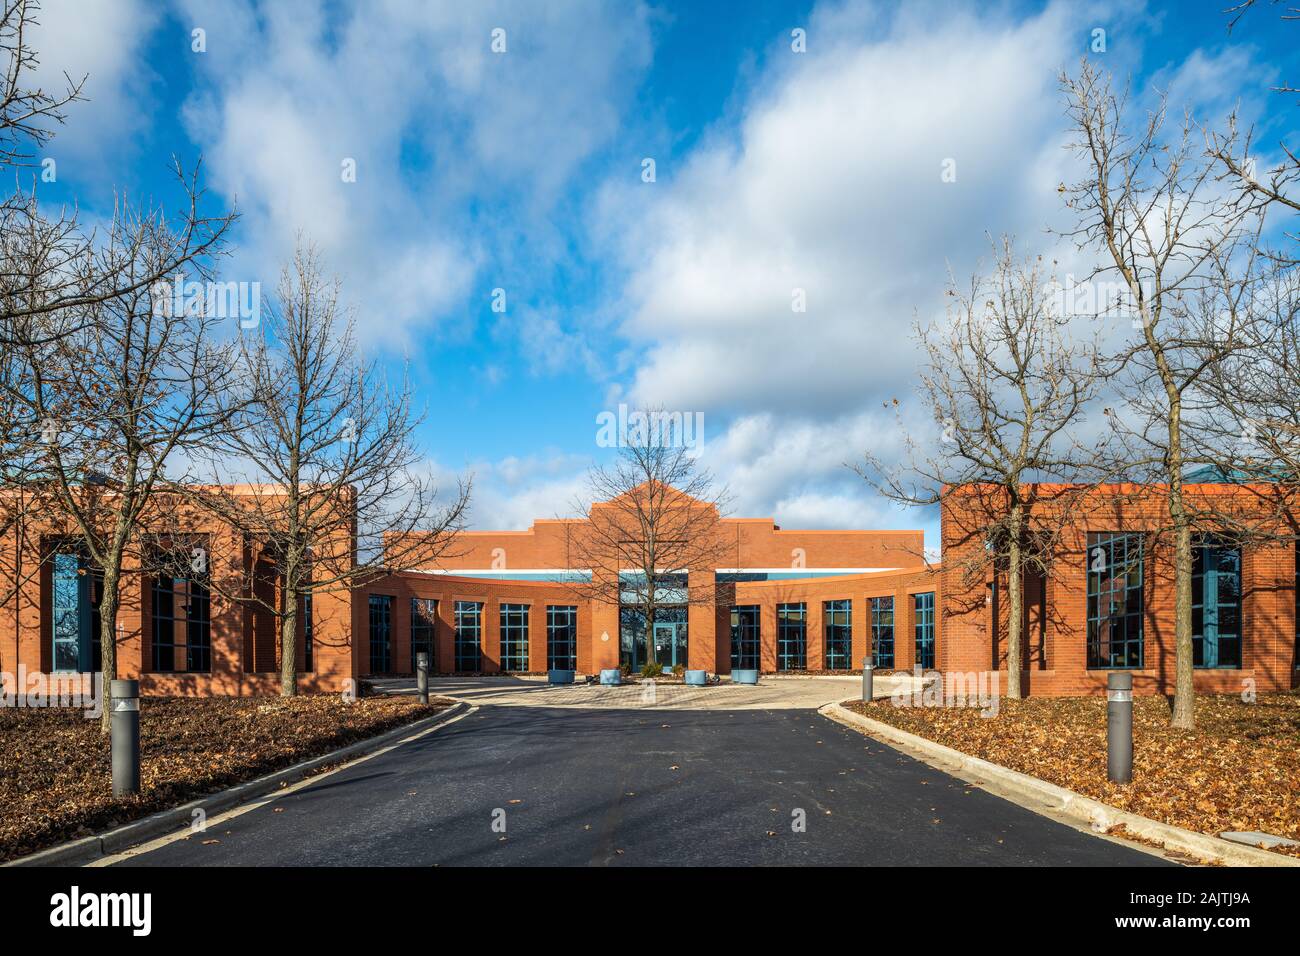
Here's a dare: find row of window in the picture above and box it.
[730,594,936,671]
[1086,532,1243,669]
[51,529,1271,675]
[52,551,219,674]
[367,596,580,674]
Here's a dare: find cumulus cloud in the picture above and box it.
[173,0,654,344]
[26,0,163,175]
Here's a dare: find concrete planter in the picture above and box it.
[684,669,707,686]
[548,669,575,685]
[599,668,622,685]
[731,669,759,685]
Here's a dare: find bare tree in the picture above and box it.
[193,242,469,697]
[0,0,233,342]
[0,0,236,694]
[0,0,83,169]
[1060,61,1269,727]
[4,204,240,730]
[563,414,730,675]
[859,239,1103,697]
[1210,2,1299,262]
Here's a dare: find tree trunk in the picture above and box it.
[1166,391,1195,729]
[97,566,120,734]
[1171,511,1195,728]
[280,596,298,698]
[1006,504,1024,700]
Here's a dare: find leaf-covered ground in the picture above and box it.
[844,693,1300,858]
[0,694,447,862]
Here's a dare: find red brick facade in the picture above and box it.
[941,483,1300,695]
[7,482,1296,697]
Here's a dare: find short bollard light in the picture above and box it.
[862,659,875,702]
[416,652,430,705]
[111,679,141,797]
[1106,671,1133,784]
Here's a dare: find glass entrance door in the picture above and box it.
[652,621,687,668]
[620,606,688,669]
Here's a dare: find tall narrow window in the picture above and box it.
[871,596,895,669]
[730,605,761,670]
[777,603,806,671]
[151,573,179,673]
[455,601,482,672]
[369,594,393,673]
[302,591,313,672]
[150,545,210,674]
[914,592,935,669]
[499,604,529,671]
[1192,539,1241,669]
[51,554,87,671]
[547,605,578,671]
[1086,532,1144,668]
[411,598,437,672]
[824,599,852,670]
[186,576,211,672]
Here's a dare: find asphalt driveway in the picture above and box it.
[105,704,1171,866]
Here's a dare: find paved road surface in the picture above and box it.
[107,704,1172,867]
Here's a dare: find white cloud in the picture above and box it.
[26,0,163,173]
[174,0,654,345]
[605,1,1092,419]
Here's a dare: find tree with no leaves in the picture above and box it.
[1059,60,1269,728]
[0,0,232,341]
[860,238,1103,698]
[563,413,730,674]
[194,242,470,697]
[5,207,240,731]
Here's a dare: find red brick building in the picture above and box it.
[5,481,1298,697]
[941,481,1300,695]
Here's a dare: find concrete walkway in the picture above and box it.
[372,673,916,710]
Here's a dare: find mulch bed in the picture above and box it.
[0,694,447,862]
[844,693,1300,858]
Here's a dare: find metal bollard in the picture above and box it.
[110,679,140,797]
[1106,671,1132,784]
[416,652,430,705]
[862,660,875,702]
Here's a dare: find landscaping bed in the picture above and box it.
[0,694,449,862]
[843,693,1300,858]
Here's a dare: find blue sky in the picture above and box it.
[28,0,1300,547]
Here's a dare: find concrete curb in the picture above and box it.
[820,701,1300,868]
[5,701,469,868]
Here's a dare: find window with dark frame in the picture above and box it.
[369,593,394,673]
[547,605,578,671]
[1086,532,1144,669]
[871,595,895,669]
[411,597,437,672]
[914,591,935,669]
[777,602,806,671]
[824,599,852,670]
[302,591,313,672]
[51,550,101,673]
[454,600,483,672]
[151,564,211,674]
[1192,538,1241,669]
[499,603,529,671]
[730,605,761,670]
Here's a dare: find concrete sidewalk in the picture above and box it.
[371,673,921,710]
